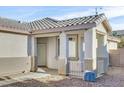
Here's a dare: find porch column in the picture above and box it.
[97,34,109,73]
[31,36,37,72]
[78,34,83,62]
[103,35,109,72]
[84,28,97,71]
[58,32,69,75]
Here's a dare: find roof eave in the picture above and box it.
[107,35,120,43]
[102,19,112,32]
[0,26,30,35]
[31,23,97,35]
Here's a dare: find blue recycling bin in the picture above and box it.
[84,71,96,82]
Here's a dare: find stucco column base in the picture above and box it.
[83,59,96,71]
[24,56,32,73]
[30,56,37,72]
[97,57,109,74]
[58,59,69,76]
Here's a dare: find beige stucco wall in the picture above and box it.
[0,32,28,57]
[97,23,118,50]
[96,23,107,33]
[0,32,31,76]
[47,37,58,69]
[37,37,59,69]
[108,41,118,50]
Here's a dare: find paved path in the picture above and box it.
[0,72,50,86]
[1,67,124,87]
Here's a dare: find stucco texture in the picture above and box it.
[0,32,31,76]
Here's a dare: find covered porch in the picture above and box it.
[31,28,109,77]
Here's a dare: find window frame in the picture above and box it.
[68,35,78,61]
[56,37,60,57]
[56,35,78,61]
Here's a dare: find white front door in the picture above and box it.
[37,44,47,66]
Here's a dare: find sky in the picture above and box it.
[0,6,124,31]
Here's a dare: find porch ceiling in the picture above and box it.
[33,29,85,37]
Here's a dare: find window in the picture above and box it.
[57,37,60,56]
[57,35,78,60]
[68,35,78,60]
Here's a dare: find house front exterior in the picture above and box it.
[0,14,119,77]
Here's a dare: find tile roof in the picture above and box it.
[0,17,30,31]
[29,13,106,31]
[0,13,108,34]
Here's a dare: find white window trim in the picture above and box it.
[56,35,78,61]
[68,35,78,60]
[56,37,60,57]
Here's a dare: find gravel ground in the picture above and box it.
[2,67,124,87]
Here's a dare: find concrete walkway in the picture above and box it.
[0,72,50,86]
[1,67,124,87]
[0,67,59,86]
